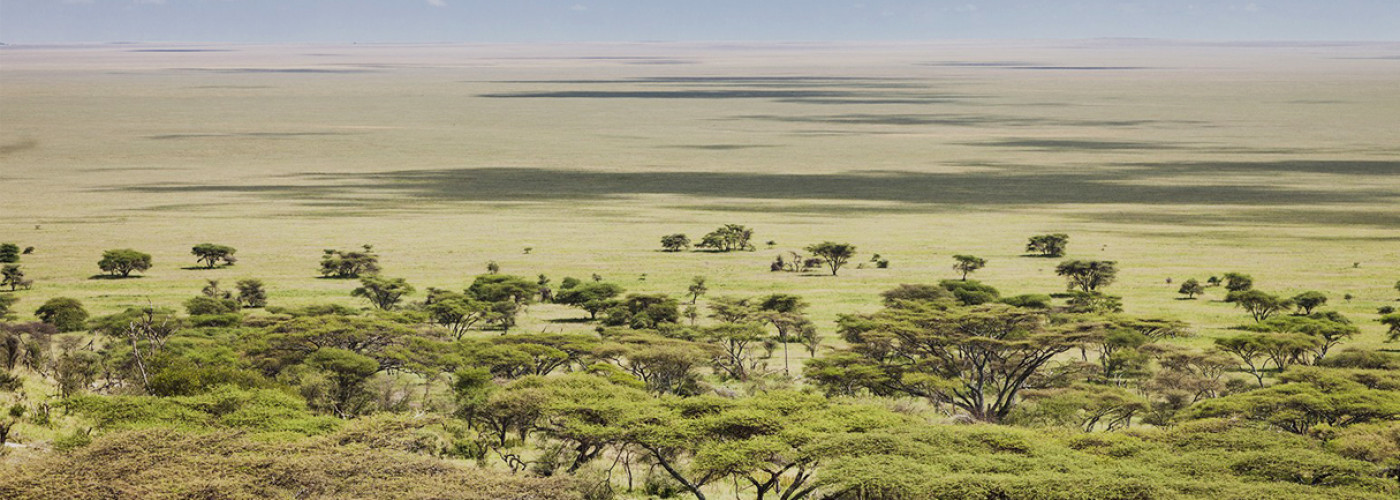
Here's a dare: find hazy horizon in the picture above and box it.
[2,0,1399,44]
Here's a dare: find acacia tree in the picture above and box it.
[1227,290,1292,322]
[1055,260,1118,292]
[660,233,691,252]
[0,265,25,291]
[951,254,986,281]
[806,242,856,276]
[1381,313,1400,342]
[686,275,707,305]
[307,347,380,418]
[351,276,415,310]
[1026,233,1069,257]
[696,224,754,252]
[1178,278,1205,299]
[35,297,88,332]
[758,293,811,374]
[809,303,1100,423]
[554,282,624,320]
[235,278,267,308]
[319,246,379,279]
[190,243,237,269]
[424,290,488,339]
[98,249,152,277]
[1244,315,1357,362]
[1223,272,1254,292]
[1291,291,1328,315]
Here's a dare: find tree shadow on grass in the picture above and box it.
[546,318,594,324]
[88,275,144,280]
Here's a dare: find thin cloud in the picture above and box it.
[427,0,447,7]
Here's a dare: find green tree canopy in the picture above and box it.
[98,249,153,278]
[190,243,237,269]
[351,276,415,310]
[1055,260,1118,292]
[952,254,986,281]
[1026,233,1069,257]
[805,241,857,276]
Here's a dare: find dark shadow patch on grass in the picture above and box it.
[130,49,230,53]
[1010,66,1153,70]
[1071,209,1400,229]
[742,113,1162,128]
[0,139,38,156]
[774,98,966,105]
[170,68,378,74]
[1121,160,1400,177]
[493,76,924,89]
[546,318,595,324]
[968,139,1181,151]
[148,132,355,140]
[661,144,777,151]
[179,266,233,271]
[113,166,1391,215]
[88,275,144,280]
[189,85,276,89]
[922,61,1040,67]
[625,59,696,65]
[479,90,867,99]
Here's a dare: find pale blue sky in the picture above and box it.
[1,0,1397,43]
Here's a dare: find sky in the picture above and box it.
[1,0,1397,44]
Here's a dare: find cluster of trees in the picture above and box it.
[4,234,1400,499]
[6,270,1396,499]
[662,224,756,253]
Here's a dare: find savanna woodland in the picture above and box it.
[2,39,1399,500]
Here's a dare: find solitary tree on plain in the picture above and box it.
[1178,279,1205,299]
[660,233,691,252]
[952,255,986,281]
[806,242,856,276]
[1055,260,1118,292]
[1026,233,1069,257]
[319,246,379,279]
[99,249,152,278]
[191,243,237,269]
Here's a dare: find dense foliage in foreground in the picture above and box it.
[2,240,1399,499]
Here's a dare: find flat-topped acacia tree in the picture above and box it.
[1055,260,1118,292]
[806,241,856,276]
[1026,233,1069,257]
[952,254,986,281]
[98,249,152,278]
[191,243,237,269]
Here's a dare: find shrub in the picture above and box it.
[35,297,88,332]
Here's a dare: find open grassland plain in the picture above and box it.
[1,40,1396,345]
